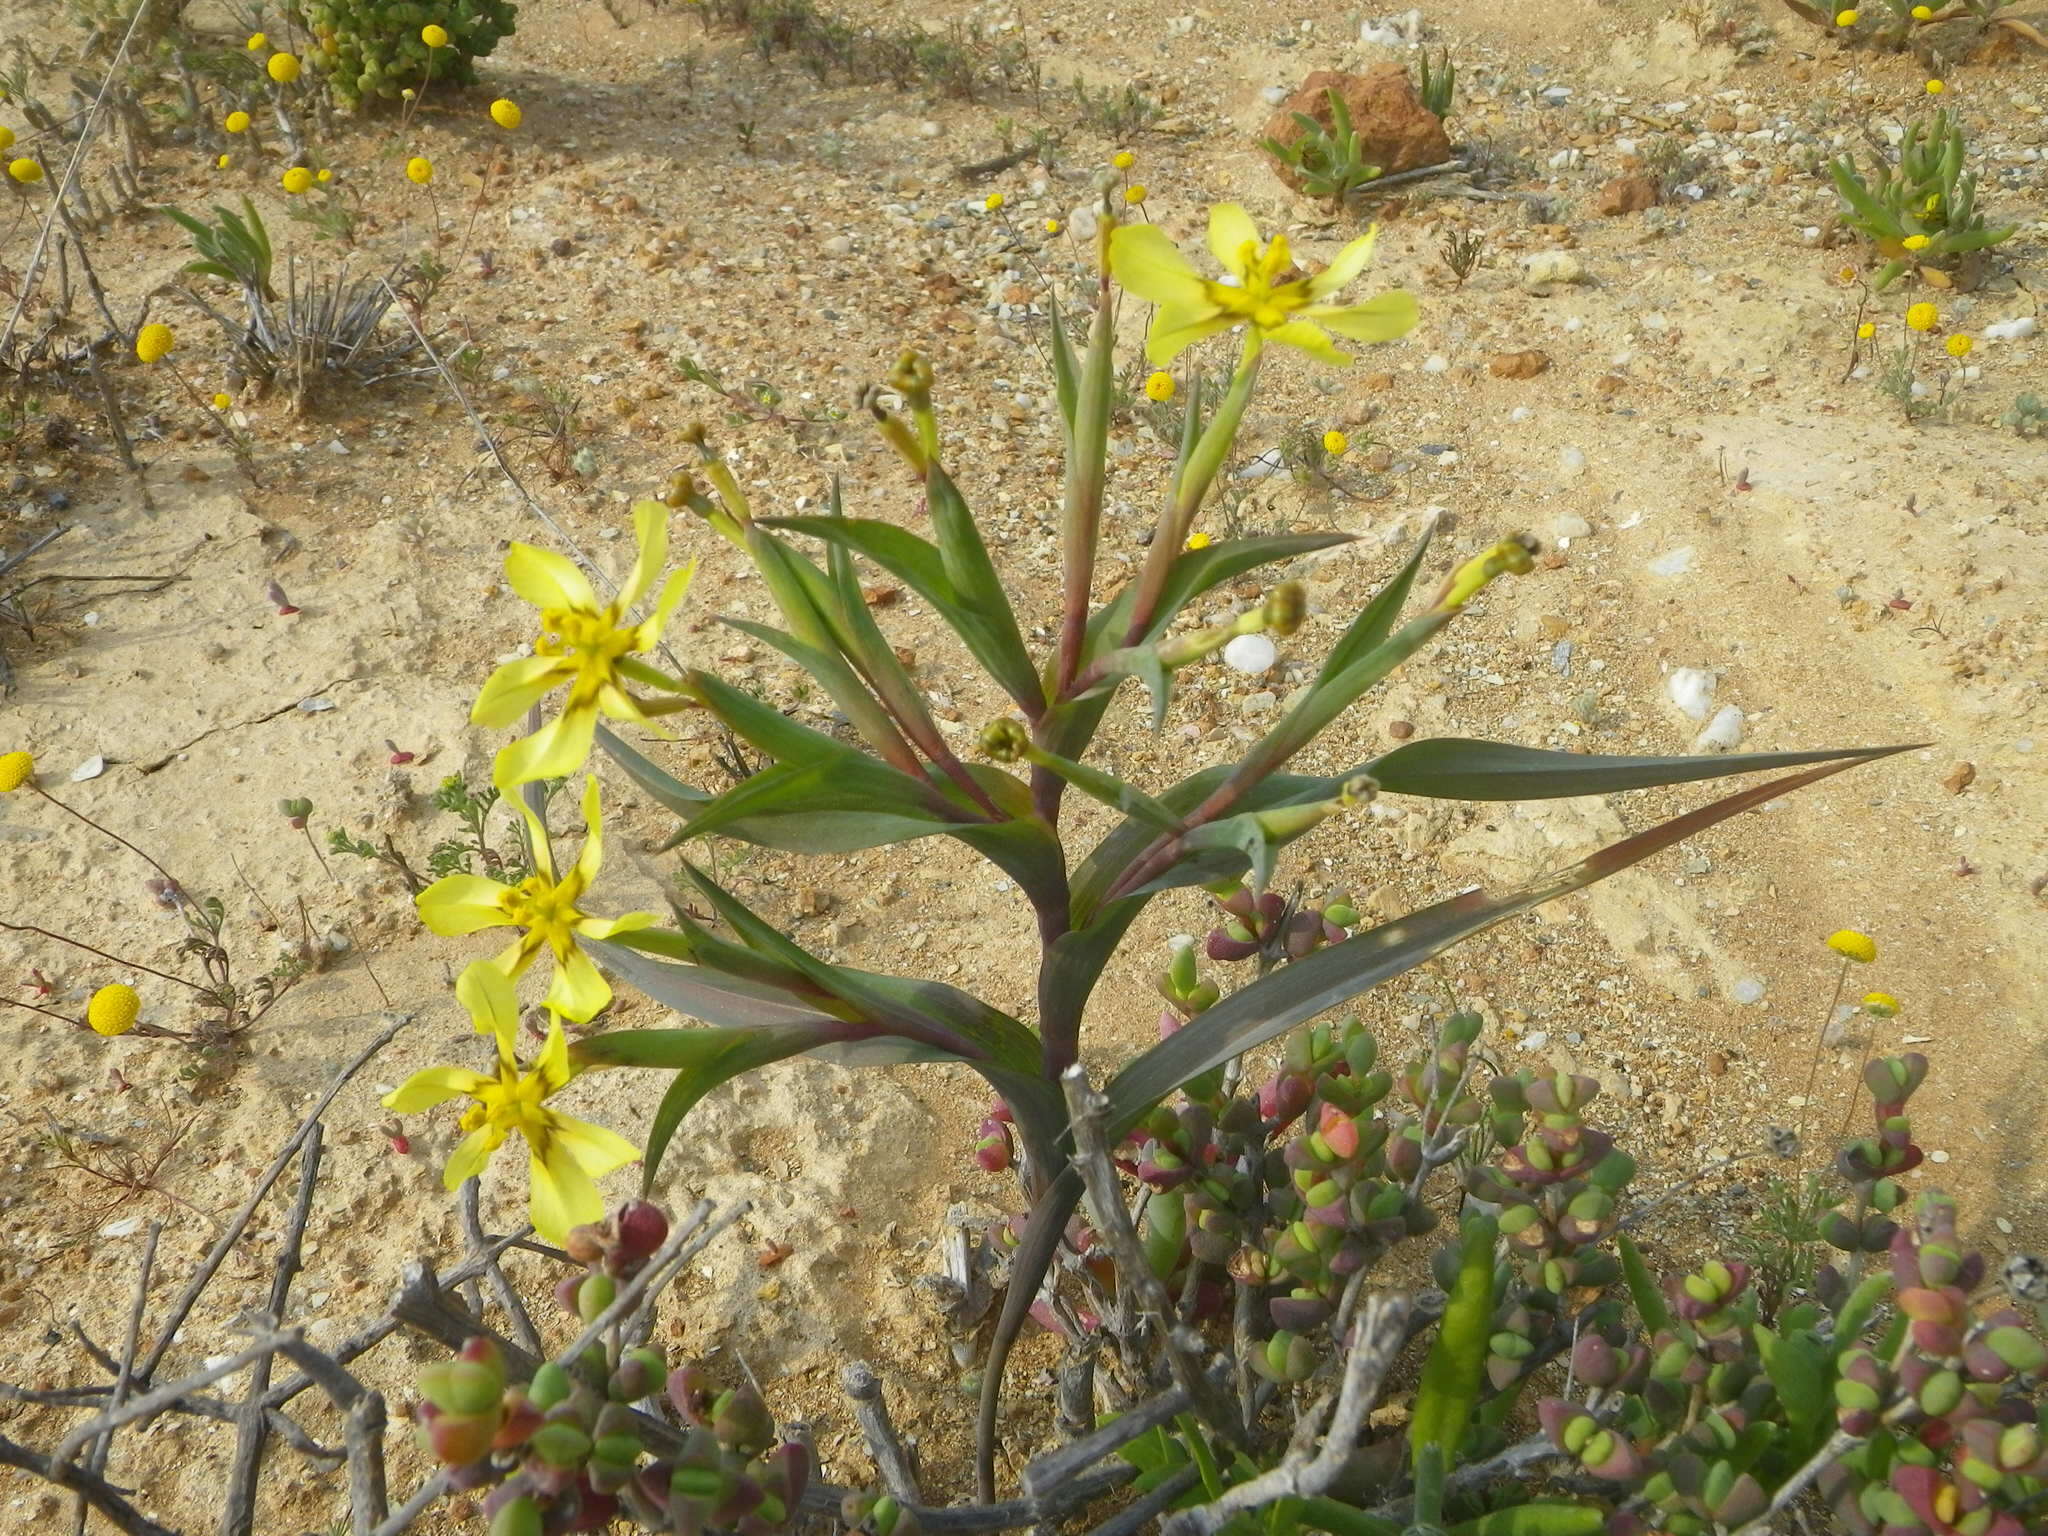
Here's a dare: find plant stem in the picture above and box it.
[30,783,189,904]
[0,923,204,994]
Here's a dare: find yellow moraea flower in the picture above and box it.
[225,110,251,133]
[281,165,313,194]
[135,323,175,363]
[267,52,301,85]
[422,23,450,46]
[0,750,33,791]
[406,156,434,185]
[1906,302,1938,332]
[1109,203,1419,367]
[88,984,140,1037]
[1826,929,1877,964]
[381,961,638,1242]
[415,776,654,1021]
[1144,370,1176,402]
[9,156,44,184]
[474,500,695,788]
[490,98,522,130]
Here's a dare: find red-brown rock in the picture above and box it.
[1261,66,1453,193]
[1594,174,1660,216]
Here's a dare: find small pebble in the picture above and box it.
[1729,977,1766,1004]
[1222,634,1277,675]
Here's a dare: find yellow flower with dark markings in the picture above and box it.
[381,961,637,1242]
[88,984,140,1037]
[415,776,655,1022]
[473,499,695,788]
[1109,203,1419,367]
[1826,929,1877,964]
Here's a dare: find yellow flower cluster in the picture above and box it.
[0,750,33,791]
[267,52,301,85]
[8,156,42,184]
[490,98,522,130]
[1144,370,1176,402]
[88,984,140,1037]
[406,156,434,185]
[135,323,175,364]
[1826,929,1877,964]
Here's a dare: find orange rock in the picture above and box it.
[1261,66,1453,192]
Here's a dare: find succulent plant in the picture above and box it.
[291,0,519,109]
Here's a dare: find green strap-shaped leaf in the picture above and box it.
[1045,285,1081,430]
[1410,1209,1498,1470]
[1366,738,1918,801]
[668,756,960,848]
[1296,1499,1402,1536]
[976,1165,1084,1499]
[1101,748,1908,1133]
[1617,1233,1672,1338]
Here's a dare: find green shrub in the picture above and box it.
[290,0,519,109]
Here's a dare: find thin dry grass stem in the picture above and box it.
[73,1221,160,1536]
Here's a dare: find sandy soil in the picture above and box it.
[2,0,2045,1527]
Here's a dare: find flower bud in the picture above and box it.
[978,717,1028,762]
[1262,581,1306,637]
[564,1223,608,1265]
[616,1199,670,1263]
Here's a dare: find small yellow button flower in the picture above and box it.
[406,156,434,185]
[1113,150,1135,170]
[1323,429,1349,456]
[267,52,301,85]
[134,323,175,364]
[87,984,141,1037]
[1044,217,1061,234]
[1911,3,1933,15]
[1834,8,1858,23]
[1906,302,1938,332]
[225,110,251,133]
[0,750,33,791]
[1945,333,1971,357]
[216,153,232,169]
[984,191,1005,211]
[212,392,232,410]
[422,23,450,47]
[316,167,333,182]
[8,156,43,184]
[0,125,13,151]
[1856,321,1875,339]
[246,32,267,50]
[1924,78,1943,93]
[1144,370,1176,402]
[1901,234,1930,251]
[281,165,313,194]
[1124,183,1147,205]
[490,98,522,130]
[1184,531,1212,551]
[1826,929,1877,964]
[1861,991,1901,1018]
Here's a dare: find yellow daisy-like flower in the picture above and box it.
[1323,429,1349,456]
[246,32,267,50]
[1835,8,1858,23]
[281,165,313,195]
[1902,234,1930,251]
[1861,991,1901,1018]
[381,961,638,1243]
[1108,203,1420,367]
[212,392,232,410]
[135,323,175,364]
[415,776,655,1022]
[1124,183,1147,205]
[1144,370,1176,402]
[1113,150,1135,170]
[1184,530,1212,551]
[422,23,450,47]
[225,110,251,133]
[9,156,44,184]
[984,191,1005,212]
[1826,929,1877,964]
[490,98,522,130]
[87,984,140,1037]
[1924,78,1943,94]
[473,500,695,789]
[406,156,434,185]
[267,52,301,85]
[1906,302,1938,332]
[0,750,33,791]
[1945,333,1971,358]
[1857,321,1875,339]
